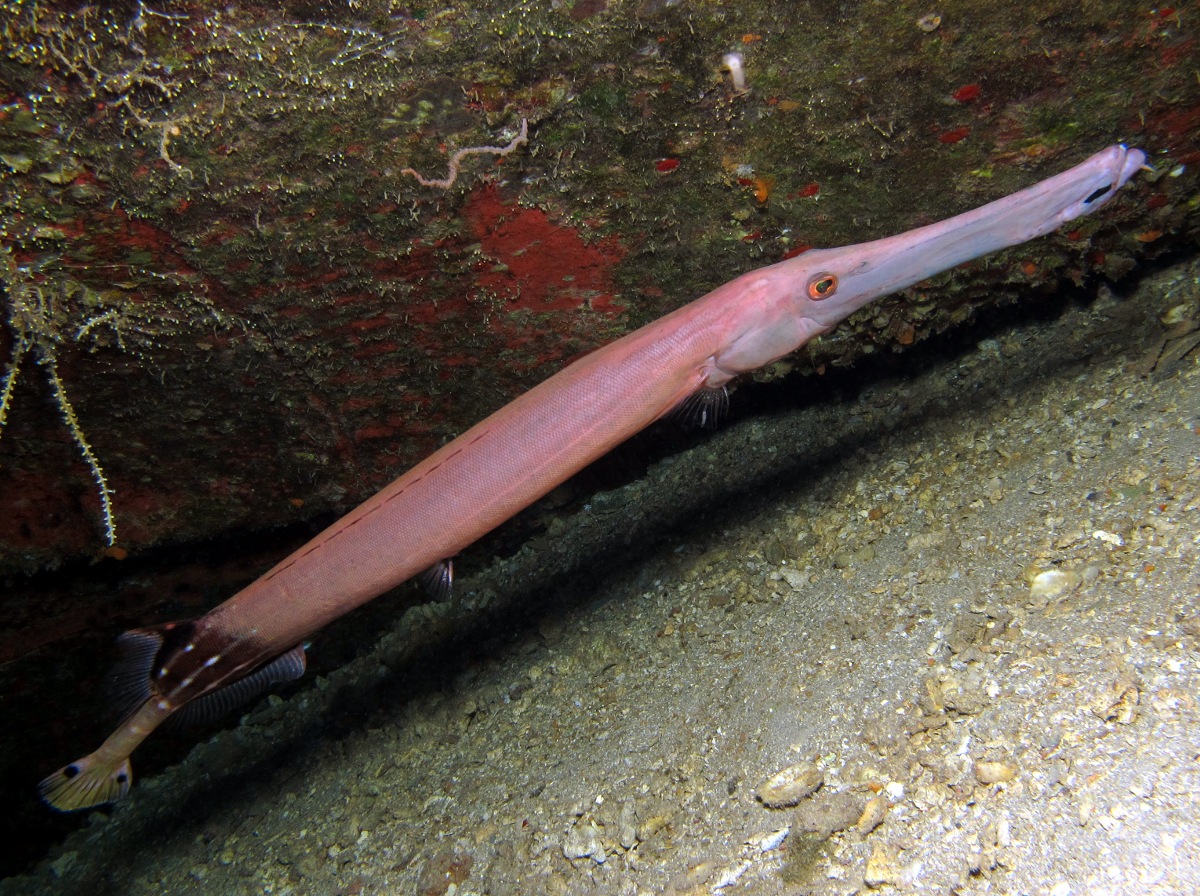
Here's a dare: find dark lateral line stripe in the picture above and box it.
[262,429,489,583]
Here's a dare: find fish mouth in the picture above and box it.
[1115,144,1148,190]
[1060,144,1145,224]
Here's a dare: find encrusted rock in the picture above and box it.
[562,818,605,864]
[755,762,823,808]
[857,795,888,834]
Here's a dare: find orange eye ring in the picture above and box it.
[807,272,838,300]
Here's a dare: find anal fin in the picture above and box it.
[169,643,307,727]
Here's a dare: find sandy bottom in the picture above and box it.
[5,257,1199,896]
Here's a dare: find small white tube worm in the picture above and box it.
[723,52,747,93]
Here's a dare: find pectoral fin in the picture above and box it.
[418,559,454,602]
[670,385,729,431]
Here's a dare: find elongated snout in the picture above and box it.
[794,144,1145,330]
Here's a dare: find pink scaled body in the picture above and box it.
[41,144,1144,811]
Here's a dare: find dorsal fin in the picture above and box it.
[105,623,178,720]
[168,643,307,728]
[418,559,454,602]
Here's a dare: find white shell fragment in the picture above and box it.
[750,826,790,853]
[974,760,1017,785]
[755,762,823,808]
[1029,569,1081,600]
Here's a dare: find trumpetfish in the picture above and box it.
[40,144,1145,811]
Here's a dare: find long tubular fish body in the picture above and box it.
[40,144,1145,811]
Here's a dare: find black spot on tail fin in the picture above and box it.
[168,643,307,728]
[418,559,454,602]
[40,755,132,812]
[670,386,729,431]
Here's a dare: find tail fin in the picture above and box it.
[39,754,132,811]
[38,623,181,812]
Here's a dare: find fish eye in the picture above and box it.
[806,272,838,300]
